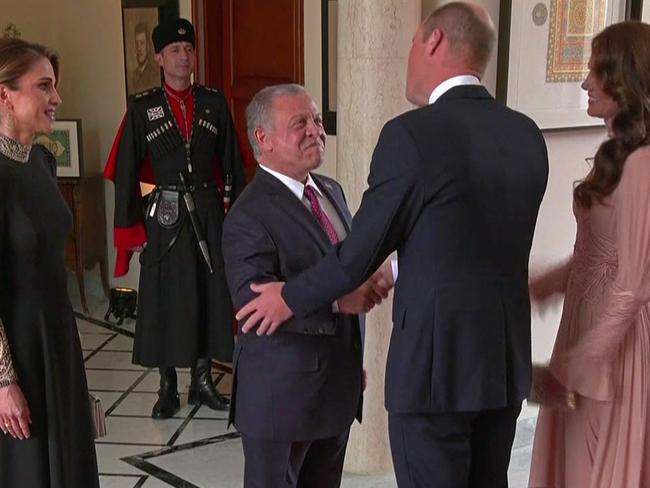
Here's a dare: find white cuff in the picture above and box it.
[391,257,399,281]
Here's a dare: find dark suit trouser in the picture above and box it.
[242,430,350,488]
[388,405,521,488]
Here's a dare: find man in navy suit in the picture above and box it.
[222,84,389,488]
[235,2,549,487]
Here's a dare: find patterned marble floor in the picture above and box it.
[70,273,535,487]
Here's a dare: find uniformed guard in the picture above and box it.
[104,17,245,418]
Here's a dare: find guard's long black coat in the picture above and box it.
[112,85,245,366]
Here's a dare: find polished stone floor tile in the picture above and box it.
[111,392,173,417]
[81,333,116,350]
[173,419,233,445]
[108,334,136,352]
[98,475,140,488]
[148,439,245,488]
[96,443,162,475]
[78,318,112,334]
[192,404,230,420]
[86,350,147,371]
[140,478,174,487]
[102,416,185,446]
[87,369,147,391]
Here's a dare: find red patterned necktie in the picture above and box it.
[303,185,340,245]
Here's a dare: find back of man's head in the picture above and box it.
[423,2,495,75]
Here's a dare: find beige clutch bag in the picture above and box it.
[89,392,107,438]
[529,364,577,410]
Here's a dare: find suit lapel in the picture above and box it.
[253,169,333,252]
[312,175,351,234]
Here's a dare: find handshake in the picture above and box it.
[237,259,396,336]
[336,261,395,315]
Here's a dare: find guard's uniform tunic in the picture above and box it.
[105,84,245,366]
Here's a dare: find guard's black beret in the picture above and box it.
[152,18,195,53]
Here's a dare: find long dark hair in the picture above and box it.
[574,21,650,208]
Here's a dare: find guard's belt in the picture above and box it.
[156,181,217,192]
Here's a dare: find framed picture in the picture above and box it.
[321,0,337,135]
[34,120,83,178]
[497,0,640,129]
[121,0,179,99]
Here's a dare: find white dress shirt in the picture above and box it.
[428,74,481,105]
[258,164,346,241]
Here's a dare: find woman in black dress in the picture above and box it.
[0,38,99,486]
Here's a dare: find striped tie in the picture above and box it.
[303,185,340,245]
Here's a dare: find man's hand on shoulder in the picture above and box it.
[236,282,293,335]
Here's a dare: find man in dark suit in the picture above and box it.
[222,84,387,488]
[235,3,549,487]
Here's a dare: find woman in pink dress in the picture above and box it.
[528,21,650,488]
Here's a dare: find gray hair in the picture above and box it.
[245,83,306,160]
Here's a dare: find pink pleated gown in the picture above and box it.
[529,147,650,488]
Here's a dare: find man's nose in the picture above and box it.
[306,118,322,135]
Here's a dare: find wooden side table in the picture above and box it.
[58,174,110,314]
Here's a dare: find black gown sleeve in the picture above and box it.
[33,144,57,179]
[0,173,17,387]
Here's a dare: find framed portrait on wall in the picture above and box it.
[121,0,179,99]
[34,119,83,178]
[497,0,641,129]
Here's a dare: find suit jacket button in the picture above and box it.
[353,341,361,350]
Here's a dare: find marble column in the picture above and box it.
[337,0,421,475]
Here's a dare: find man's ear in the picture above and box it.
[154,52,164,68]
[255,127,272,152]
[425,28,444,59]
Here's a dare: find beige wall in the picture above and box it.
[0,0,57,47]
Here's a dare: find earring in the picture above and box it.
[6,108,15,131]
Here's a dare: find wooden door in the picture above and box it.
[193,0,304,177]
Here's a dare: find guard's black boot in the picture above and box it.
[188,358,229,411]
[151,367,180,419]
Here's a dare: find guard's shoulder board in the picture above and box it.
[134,86,162,100]
[195,84,221,95]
